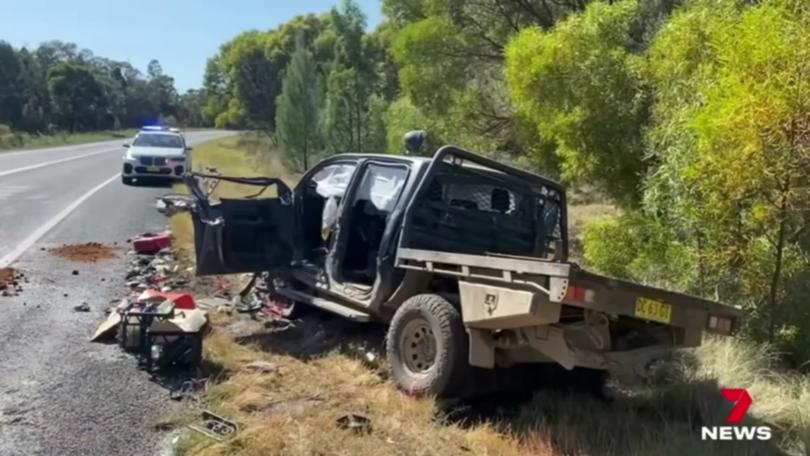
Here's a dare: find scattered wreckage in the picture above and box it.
[172,140,743,397]
[92,233,208,374]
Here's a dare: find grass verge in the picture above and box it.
[167,137,809,456]
[0,128,138,152]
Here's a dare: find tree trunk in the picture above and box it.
[767,179,790,342]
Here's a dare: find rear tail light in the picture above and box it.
[707,315,735,334]
[565,285,595,303]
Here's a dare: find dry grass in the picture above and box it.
[175,313,524,456]
[173,315,810,456]
[501,336,810,455]
[167,139,809,456]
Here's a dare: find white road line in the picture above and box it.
[0,173,121,268]
[0,141,116,158]
[0,148,119,178]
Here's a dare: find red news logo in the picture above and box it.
[722,388,752,424]
[701,388,772,441]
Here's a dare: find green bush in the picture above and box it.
[582,212,698,292]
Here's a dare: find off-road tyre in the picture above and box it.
[386,293,468,397]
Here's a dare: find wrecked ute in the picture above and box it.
[182,146,743,398]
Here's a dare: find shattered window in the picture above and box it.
[354,164,409,213]
[310,163,356,198]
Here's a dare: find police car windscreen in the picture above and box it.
[133,134,182,148]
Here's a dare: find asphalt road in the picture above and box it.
[0,131,234,456]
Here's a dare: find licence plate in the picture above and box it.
[635,297,672,324]
[146,165,160,172]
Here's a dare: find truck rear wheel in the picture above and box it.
[386,294,467,397]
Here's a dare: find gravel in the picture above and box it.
[0,179,181,456]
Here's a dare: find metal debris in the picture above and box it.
[243,361,278,374]
[189,410,238,441]
[336,413,372,435]
[169,378,208,403]
[156,194,196,217]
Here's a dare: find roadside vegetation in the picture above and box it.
[197,0,810,372]
[0,40,207,142]
[0,126,137,151]
[165,137,809,455]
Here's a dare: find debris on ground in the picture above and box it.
[230,272,298,318]
[156,194,195,217]
[188,410,238,441]
[125,247,184,291]
[90,229,208,378]
[168,378,208,402]
[48,242,118,263]
[132,231,172,254]
[195,296,232,311]
[73,302,91,312]
[242,360,278,374]
[0,267,25,297]
[137,289,197,310]
[336,413,372,435]
[91,310,122,341]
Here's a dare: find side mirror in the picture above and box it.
[123,143,130,148]
[185,146,193,151]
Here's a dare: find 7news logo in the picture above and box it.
[701,388,772,441]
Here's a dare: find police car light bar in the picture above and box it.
[141,125,168,131]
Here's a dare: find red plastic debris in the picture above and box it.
[138,289,196,310]
[133,231,172,254]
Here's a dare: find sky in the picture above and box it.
[1,0,383,92]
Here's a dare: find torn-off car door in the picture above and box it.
[185,173,294,275]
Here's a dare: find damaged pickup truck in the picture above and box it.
[184,144,743,397]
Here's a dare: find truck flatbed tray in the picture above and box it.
[395,248,570,278]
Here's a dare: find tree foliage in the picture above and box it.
[575,0,810,359]
[47,63,108,132]
[203,15,327,132]
[506,0,650,204]
[276,38,322,172]
[0,40,189,133]
[383,0,599,169]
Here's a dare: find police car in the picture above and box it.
[121,126,192,185]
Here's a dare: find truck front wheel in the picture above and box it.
[386,294,467,397]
